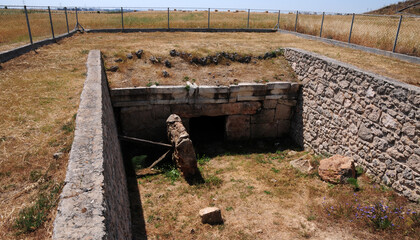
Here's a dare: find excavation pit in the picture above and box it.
[53,48,420,239]
[189,115,226,144]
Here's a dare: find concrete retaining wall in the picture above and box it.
[111,82,300,141]
[285,48,420,201]
[53,50,132,239]
[0,30,77,63]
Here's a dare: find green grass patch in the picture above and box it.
[13,182,63,234]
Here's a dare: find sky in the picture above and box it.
[1,0,402,13]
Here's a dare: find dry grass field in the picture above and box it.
[1,9,419,56]
[0,32,419,239]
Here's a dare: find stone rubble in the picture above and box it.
[199,207,223,225]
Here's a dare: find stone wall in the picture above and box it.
[53,50,132,239]
[111,82,299,141]
[284,48,420,201]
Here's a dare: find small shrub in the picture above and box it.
[226,206,234,211]
[164,167,180,184]
[356,166,364,177]
[264,190,272,195]
[271,167,280,173]
[197,154,211,165]
[205,175,222,187]
[347,178,360,191]
[183,76,189,82]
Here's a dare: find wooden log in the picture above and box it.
[119,135,172,148]
[166,114,200,181]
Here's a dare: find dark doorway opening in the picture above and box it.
[189,116,226,144]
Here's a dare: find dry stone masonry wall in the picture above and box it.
[284,48,420,201]
[111,82,299,142]
[53,50,132,239]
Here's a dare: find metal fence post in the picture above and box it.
[167,8,170,29]
[320,12,325,37]
[208,8,210,29]
[247,9,250,28]
[24,5,33,45]
[294,11,299,32]
[48,6,55,40]
[121,7,124,31]
[76,7,79,28]
[393,15,403,52]
[348,13,355,43]
[64,7,69,33]
[277,10,280,30]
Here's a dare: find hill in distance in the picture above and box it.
[367,0,420,15]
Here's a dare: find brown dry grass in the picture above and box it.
[97,32,420,87]
[136,147,419,240]
[1,9,419,56]
[0,31,419,239]
[0,9,77,51]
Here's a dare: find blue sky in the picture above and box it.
[1,0,401,13]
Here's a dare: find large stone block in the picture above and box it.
[170,102,261,118]
[263,100,278,109]
[251,123,277,138]
[251,109,275,124]
[152,105,171,120]
[275,105,292,120]
[277,120,291,136]
[226,115,250,140]
[120,108,153,133]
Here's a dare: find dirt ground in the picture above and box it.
[105,50,297,88]
[132,143,419,240]
[0,31,419,239]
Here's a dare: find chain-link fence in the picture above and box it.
[0,5,419,57]
[293,11,420,56]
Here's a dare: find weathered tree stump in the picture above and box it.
[166,114,201,182]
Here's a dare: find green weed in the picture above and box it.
[205,175,222,187]
[13,182,62,234]
[197,154,211,165]
[226,206,234,211]
[164,167,180,184]
[131,155,148,170]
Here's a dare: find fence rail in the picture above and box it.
[0,5,419,57]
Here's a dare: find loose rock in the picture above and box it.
[169,49,179,57]
[149,56,160,64]
[114,58,123,63]
[162,71,169,78]
[135,49,143,59]
[107,66,119,72]
[167,114,201,182]
[164,60,172,68]
[53,152,63,160]
[290,158,313,174]
[318,155,355,184]
[199,207,223,225]
[126,53,133,59]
